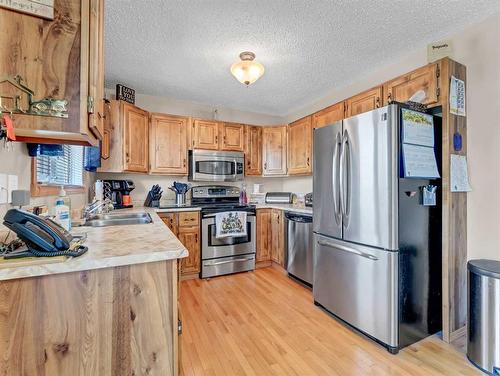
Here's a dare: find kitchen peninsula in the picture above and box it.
[0,209,187,375]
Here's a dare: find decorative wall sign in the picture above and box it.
[427,39,453,62]
[116,84,135,104]
[0,0,54,20]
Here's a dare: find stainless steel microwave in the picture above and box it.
[188,150,245,182]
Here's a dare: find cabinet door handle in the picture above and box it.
[376,97,380,108]
[307,157,310,166]
[183,158,186,167]
[125,152,130,163]
[264,162,267,170]
[387,93,392,103]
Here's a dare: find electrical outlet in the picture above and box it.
[0,174,7,204]
[7,175,18,203]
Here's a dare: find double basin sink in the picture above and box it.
[84,212,152,227]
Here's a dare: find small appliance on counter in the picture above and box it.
[305,192,313,207]
[144,184,163,207]
[104,180,135,209]
[265,192,295,204]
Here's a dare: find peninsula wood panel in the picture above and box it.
[439,58,468,343]
[192,119,219,150]
[384,63,440,106]
[221,122,245,151]
[345,86,383,117]
[150,113,188,175]
[245,125,263,176]
[262,126,287,176]
[0,0,100,145]
[256,209,272,263]
[288,116,312,175]
[123,102,149,172]
[0,261,178,375]
[312,101,345,129]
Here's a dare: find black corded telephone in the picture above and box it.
[3,209,87,257]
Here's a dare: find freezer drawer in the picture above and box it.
[313,234,399,348]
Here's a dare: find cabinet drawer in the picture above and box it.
[178,212,200,227]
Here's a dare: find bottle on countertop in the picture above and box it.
[57,186,72,212]
[54,198,71,231]
[239,183,248,205]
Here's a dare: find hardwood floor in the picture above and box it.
[179,266,479,375]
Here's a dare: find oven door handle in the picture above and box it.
[203,213,255,218]
[204,257,254,266]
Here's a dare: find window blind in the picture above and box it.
[36,145,84,186]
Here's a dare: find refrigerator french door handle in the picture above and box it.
[344,131,352,224]
[317,240,379,261]
[332,132,342,225]
[339,131,348,219]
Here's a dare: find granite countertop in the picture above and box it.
[0,208,188,281]
[255,203,313,215]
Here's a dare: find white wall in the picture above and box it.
[284,11,500,261]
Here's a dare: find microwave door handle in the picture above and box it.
[233,159,237,180]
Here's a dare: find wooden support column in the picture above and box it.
[439,57,468,343]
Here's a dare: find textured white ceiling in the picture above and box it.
[104,0,500,116]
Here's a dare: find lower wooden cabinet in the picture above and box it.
[271,209,285,268]
[257,208,285,268]
[256,209,272,263]
[160,212,200,279]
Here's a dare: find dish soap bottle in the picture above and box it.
[239,183,248,205]
[55,198,71,231]
[57,186,72,211]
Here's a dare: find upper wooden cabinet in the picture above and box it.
[192,119,219,150]
[0,0,103,146]
[150,113,188,175]
[262,126,287,176]
[99,100,149,173]
[345,86,383,118]
[245,126,263,176]
[87,0,105,140]
[288,116,312,175]
[383,63,440,106]
[221,122,245,151]
[312,102,345,129]
[123,103,149,172]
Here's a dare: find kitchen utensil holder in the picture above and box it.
[175,193,186,206]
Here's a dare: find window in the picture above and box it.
[31,145,85,197]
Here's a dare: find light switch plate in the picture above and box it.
[0,174,7,204]
[7,175,18,203]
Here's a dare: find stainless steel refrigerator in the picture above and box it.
[313,104,442,354]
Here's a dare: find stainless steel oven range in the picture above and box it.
[191,186,256,278]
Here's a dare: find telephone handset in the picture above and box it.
[3,209,87,257]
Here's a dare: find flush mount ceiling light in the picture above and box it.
[230,51,265,86]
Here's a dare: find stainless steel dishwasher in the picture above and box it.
[285,212,313,286]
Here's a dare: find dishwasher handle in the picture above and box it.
[285,212,312,223]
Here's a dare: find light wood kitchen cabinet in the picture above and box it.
[99,100,149,173]
[383,63,440,106]
[0,0,104,146]
[177,226,200,276]
[345,86,383,118]
[256,209,272,264]
[287,116,312,175]
[245,125,263,176]
[150,113,189,175]
[192,119,220,150]
[271,209,285,267]
[221,122,245,151]
[87,0,105,141]
[262,126,287,176]
[312,102,345,129]
[160,211,201,279]
[123,102,149,172]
